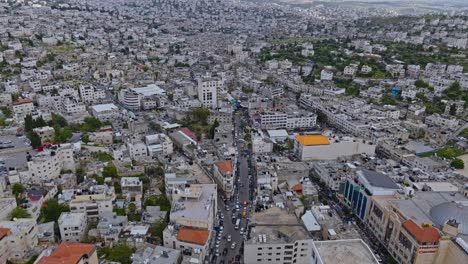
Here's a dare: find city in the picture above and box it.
[0,0,468,264]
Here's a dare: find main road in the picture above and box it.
[214,111,253,264]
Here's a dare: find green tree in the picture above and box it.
[27,131,41,149]
[144,195,171,211]
[450,158,464,169]
[79,117,102,132]
[191,108,210,125]
[98,245,133,264]
[102,164,118,178]
[40,198,70,223]
[12,183,25,198]
[128,202,136,213]
[49,113,68,127]
[167,93,174,101]
[54,127,72,143]
[10,207,31,220]
[209,119,219,139]
[76,167,86,183]
[148,220,168,240]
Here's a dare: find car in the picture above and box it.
[240,227,244,235]
[227,235,232,242]
[231,242,237,249]
[220,226,224,231]
[215,252,220,257]
[223,248,228,256]
[221,214,224,219]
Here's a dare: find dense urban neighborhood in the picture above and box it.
[0,0,468,264]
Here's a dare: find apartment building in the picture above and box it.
[163,184,217,263]
[127,141,148,160]
[58,212,87,242]
[79,84,106,104]
[121,177,143,210]
[33,126,55,142]
[213,161,235,197]
[197,78,222,109]
[69,186,115,221]
[145,133,174,156]
[257,111,316,130]
[90,103,119,121]
[12,98,34,121]
[244,207,314,264]
[0,219,38,260]
[26,143,75,185]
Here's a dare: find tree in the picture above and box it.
[40,198,69,223]
[128,202,136,214]
[167,93,174,101]
[144,195,171,211]
[102,164,118,178]
[54,127,72,143]
[10,207,31,220]
[79,117,102,132]
[12,183,25,198]
[98,245,133,264]
[191,108,210,125]
[451,158,464,169]
[76,167,86,183]
[27,131,41,149]
[209,119,219,139]
[148,220,168,240]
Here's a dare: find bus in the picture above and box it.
[235,219,241,230]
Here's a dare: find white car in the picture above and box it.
[231,242,237,249]
[240,227,244,235]
[227,235,232,242]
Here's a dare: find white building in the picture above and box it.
[258,112,316,130]
[58,212,87,242]
[197,78,222,109]
[145,134,174,156]
[127,141,148,160]
[26,144,75,185]
[0,219,38,261]
[213,161,235,196]
[320,69,334,81]
[69,186,115,221]
[12,98,34,121]
[121,177,143,211]
[425,114,459,130]
[79,84,106,104]
[91,103,119,121]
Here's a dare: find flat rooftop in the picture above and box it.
[314,239,378,264]
[170,184,216,222]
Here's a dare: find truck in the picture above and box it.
[235,219,241,230]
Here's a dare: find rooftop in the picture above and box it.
[402,219,441,243]
[36,242,95,264]
[314,239,378,264]
[359,169,399,189]
[132,245,181,264]
[91,103,118,113]
[295,135,330,146]
[215,161,233,173]
[177,227,209,245]
[131,84,166,97]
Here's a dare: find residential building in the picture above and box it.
[36,242,98,264]
[127,141,148,160]
[310,239,379,264]
[90,103,119,121]
[58,212,87,242]
[213,161,235,197]
[132,245,181,264]
[198,77,222,109]
[26,144,75,185]
[69,186,115,221]
[0,219,38,260]
[79,84,106,104]
[121,177,143,210]
[12,98,34,121]
[33,126,55,142]
[145,133,174,156]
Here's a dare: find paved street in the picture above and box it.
[213,112,253,264]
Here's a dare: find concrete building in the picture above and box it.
[79,84,106,104]
[132,245,181,264]
[294,135,375,161]
[12,98,34,121]
[69,186,115,221]
[36,242,98,264]
[90,103,119,121]
[26,144,75,185]
[127,141,148,160]
[244,207,313,264]
[145,133,174,156]
[343,170,400,221]
[163,184,217,263]
[213,161,234,197]
[0,219,38,260]
[197,78,222,109]
[58,212,87,242]
[33,126,55,142]
[121,177,143,210]
[311,239,379,264]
